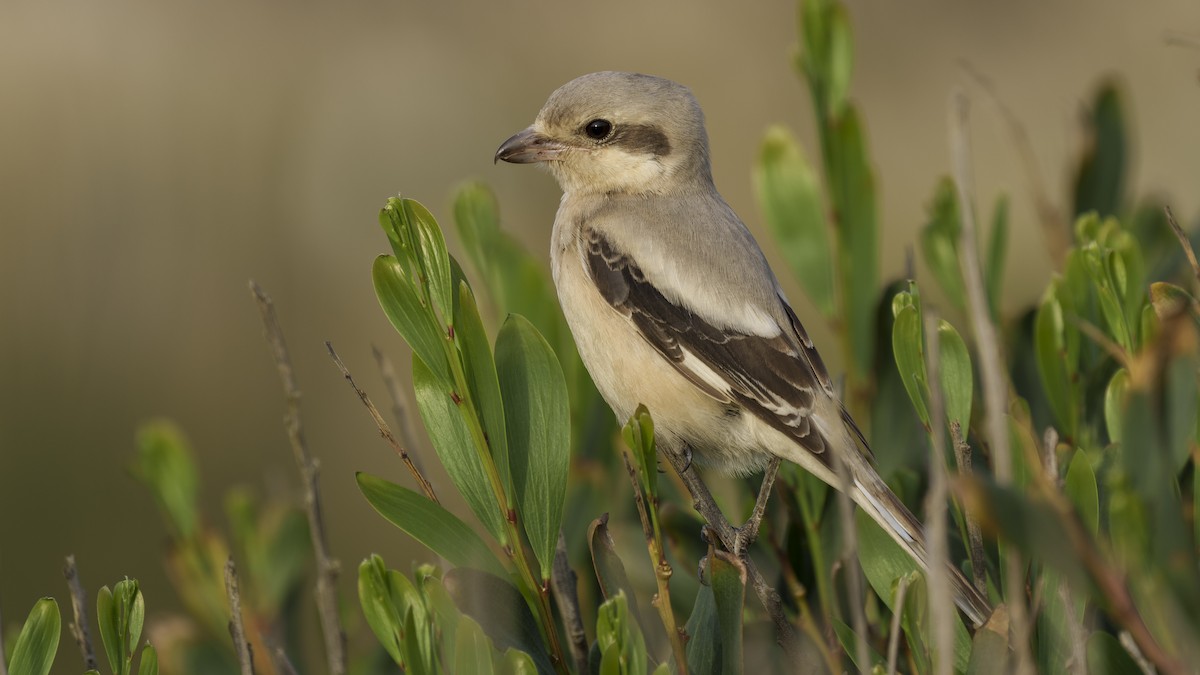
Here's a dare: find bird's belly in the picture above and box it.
[553,249,771,475]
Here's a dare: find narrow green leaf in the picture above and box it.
[131,421,198,539]
[498,649,539,675]
[421,575,463,648]
[96,585,120,675]
[920,177,966,309]
[595,593,647,675]
[442,568,555,675]
[116,580,144,670]
[457,281,512,498]
[1166,352,1198,473]
[833,620,884,673]
[1072,82,1126,219]
[8,598,60,675]
[828,108,879,381]
[825,6,853,118]
[138,644,158,675]
[373,255,451,384]
[621,405,657,498]
[754,126,835,316]
[356,473,506,576]
[985,195,1009,320]
[412,355,507,542]
[402,199,456,328]
[965,607,1010,675]
[937,319,973,434]
[1034,284,1079,438]
[1064,450,1100,535]
[1086,631,1143,675]
[892,304,931,428]
[709,552,745,675]
[494,314,571,580]
[587,515,643,623]
[403,605,435,675]
[1104,369,1129,443]
[454,615,496,675]
[357,555,408,666]
[682,584,719,675]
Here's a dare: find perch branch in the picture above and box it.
[249,280,347,675]
[327,341,439,502]
[949,89,1035,675]
[370,344,429,475]
[225,558,256,675]
[63,555,98,671]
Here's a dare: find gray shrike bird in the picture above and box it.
[495,71,992,627]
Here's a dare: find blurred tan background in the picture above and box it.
[1,0,1198,663]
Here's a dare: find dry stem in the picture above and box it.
[225,558,256,675]
[922,310,954,675]
[249,280,346,675]
[550,532,588,675]
[885,575,912,675]
[370,345,429,475]
[327,341,439,502]
[949,423,987,594]
[63,555,98,671]
[1165,206,1200,287]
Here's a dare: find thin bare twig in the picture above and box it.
[225,558,256,675]
[949,90,1035,674]
[828,442,870,672]
[63,555,98,671]
[885,575,912,675]
[263,633,301,675]
[328,341,439,502]
[922,310,954,675]
[662,449,803,665]
[249,281,347,675]
[1071,316,1134,368]
[949,423,987,594]
[734,457,782,555]
[551,532,588,675]
[1165,206,1200,287]
[960,62,1070,268]
[370,345,428,475]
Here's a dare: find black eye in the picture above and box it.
[584,119,613,140]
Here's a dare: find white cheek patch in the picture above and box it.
[559,148,667,195]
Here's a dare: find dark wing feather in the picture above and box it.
[585,228,835,463]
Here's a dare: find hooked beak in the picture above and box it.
[494,127,567,164]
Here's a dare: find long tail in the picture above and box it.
[850,468,993,628]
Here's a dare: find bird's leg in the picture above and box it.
[731,456,782,557]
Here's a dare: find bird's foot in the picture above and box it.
[730,456,782,557]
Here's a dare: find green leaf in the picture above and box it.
[131,421,198,539]
[621,405,657,498]
[595,593,647,675]
[97,585,119,674]
[920,177,966,309]
[356,473,506,576]
[1104,368,1129,443]
[682,584,719,675]
[498,649,539,675]
[1034,283,1080,438]
[373,254,451,384]
[754,126,835,316]
[454,615,496,675]
[965,607,1010,675]
[411,355,507,542]
[709,552,745,675]
[8,598,60,675]
[1085,632,1143,675]
[442,568,556,675]
[138,644,158,675]
[1072,83,1126,219]
[357,555,410,666]
[937,319,973,434]
[494,314,571,580]
[892,303,931,428]
[827,107,879,382]
[1064,450,1100,535]
[985,195,1009,320]
[587,515,643,623]
[832,620,884,673]
[456,281,513,498]
[403,605,435,675]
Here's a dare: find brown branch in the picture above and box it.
[63,555,98,671]
[263,633,301,675]
[248,280,347,675]
[661,449,803,666]
[370,345,429,475]
[1165,206,1200,287]
[225,558,256,675]
[550,531,588,675]
[922,310,955,675]
[950,90,1036,674]
[327,341,439,503]
[949,423,988,594]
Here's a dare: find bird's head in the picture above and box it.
[495,71,713,196]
